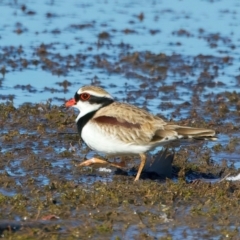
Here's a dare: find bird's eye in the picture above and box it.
[80,93,90,101]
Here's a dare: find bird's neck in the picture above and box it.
[76,99,114,138]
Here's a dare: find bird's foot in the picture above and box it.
[78,158,125,168]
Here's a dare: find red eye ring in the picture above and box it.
[80,93,90,101]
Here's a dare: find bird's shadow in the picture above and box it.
[114,149,222,183]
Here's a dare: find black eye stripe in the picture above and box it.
[88,96,113,105]
[75,92,92,102]
[74,92,80,102]
[74,92,114,106]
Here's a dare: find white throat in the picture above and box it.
[74,101,101,122]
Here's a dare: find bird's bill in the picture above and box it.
[65,98,76,107]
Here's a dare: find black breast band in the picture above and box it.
[76,97,114,138]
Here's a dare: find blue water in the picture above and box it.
[0,0,239,106]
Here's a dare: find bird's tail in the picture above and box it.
[165,125,217,141]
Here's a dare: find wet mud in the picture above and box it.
[1,60,240,239]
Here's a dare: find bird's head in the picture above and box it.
[65,85,114,122]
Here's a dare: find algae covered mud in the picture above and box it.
[1,0,240,239]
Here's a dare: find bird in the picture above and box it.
[65,85,217,181]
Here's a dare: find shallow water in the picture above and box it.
[0,0,240,105]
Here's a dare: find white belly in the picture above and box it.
[81,122,150,156]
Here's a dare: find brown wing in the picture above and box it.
[94,115,141,129]
[91,102,167,144]
[91,102,217,145]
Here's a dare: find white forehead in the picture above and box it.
[77,87,113,99]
